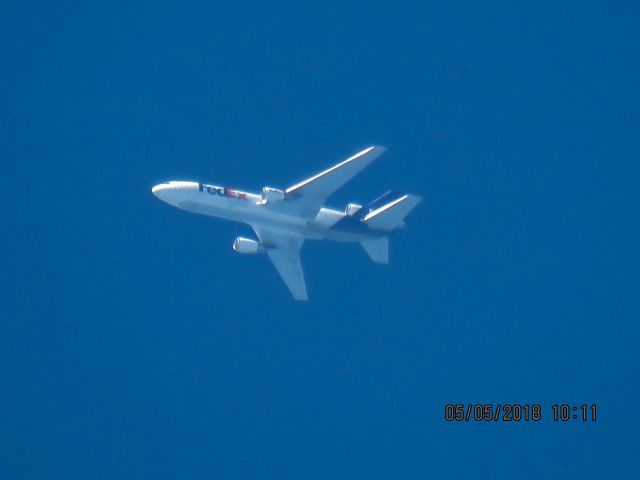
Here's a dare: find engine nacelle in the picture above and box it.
[258,186,285,205]
[232,237,265,254]
[345,203,363,216]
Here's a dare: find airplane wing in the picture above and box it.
[252,226,307,300]
[283,145,386,218]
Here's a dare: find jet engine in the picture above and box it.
[232,237,265,254]
[258,187,285,205]
[345,203,363,216]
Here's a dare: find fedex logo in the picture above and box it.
[199,183,247,200]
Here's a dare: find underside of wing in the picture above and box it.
[266,249,307,301]
[252,226,307,300]
[283,146,386,218]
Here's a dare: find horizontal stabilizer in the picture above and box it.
[363,194,421,232]
[360,236,389,264]
[355,190,402,219]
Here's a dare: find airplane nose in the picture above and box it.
[151,183,170,196]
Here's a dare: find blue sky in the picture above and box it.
[2,1,639,478]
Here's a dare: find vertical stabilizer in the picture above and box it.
[360,236,389,264]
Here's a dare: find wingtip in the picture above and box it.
[359,145,386,161]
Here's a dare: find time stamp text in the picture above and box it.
[444,404,597,422]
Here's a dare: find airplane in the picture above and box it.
[151,146,421,300]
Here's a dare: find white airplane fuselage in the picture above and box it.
[151,146,421,300]
[151,181,380,242]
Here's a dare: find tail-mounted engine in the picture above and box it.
[232,237,266,254]
[258,187,285,205]
[345,203,363,216]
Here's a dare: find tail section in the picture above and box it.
[362,193,421,232]
[358,192,420,262]
[360,236,389,264]
[354,190,402,219]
